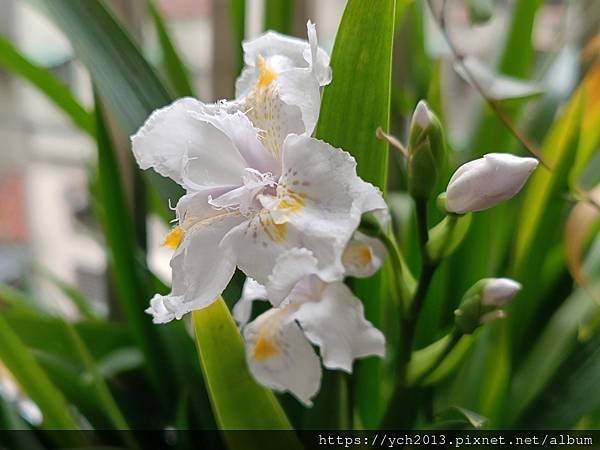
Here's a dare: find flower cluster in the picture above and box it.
[131,22,388,404]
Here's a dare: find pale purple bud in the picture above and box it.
[445,153,538,214]
[482,278,522,307]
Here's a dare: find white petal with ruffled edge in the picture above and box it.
[132,98,277,190]
[131,97,205,185]
[233,277,268,327]
[266,248,320,306]
[342,232,387,278]
[244,307,321,406]
[146,192,244,323]
[291,282,386,373]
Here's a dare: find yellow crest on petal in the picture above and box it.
[252,335,279,361]
[257,55,277,88]
[163,227,184,249]
[342,242,373,268]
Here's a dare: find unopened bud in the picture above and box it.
[482,278,521,307]
[407,100,446,200]
[445,153,538,214]
[454,277,521,334]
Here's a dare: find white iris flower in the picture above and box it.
[131,23,387,324]
[234,238,387,405]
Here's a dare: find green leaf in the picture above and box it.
[510,89,584,347]
[35,267,97,320]
[433,406,488,429]
[315,0,397,428]
[509,283,599,422]
[148,0,195,98]
[93,92,167,394]
[0,35,94,136]
[264,0,294,34]
[521,325,600,428]
[0,314,78,429]
[228,0,246,75]
[192,299,300,441]
[34,0,183,203]
[63,324,133,435]
[36,0,171,135]
[316,0,395,187]
[407,334,473,385]
[508,243,600,423]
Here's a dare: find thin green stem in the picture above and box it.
[376,230,410,310]
[414,330,463,386]
[381,199,440,428]
[415,199,430,251]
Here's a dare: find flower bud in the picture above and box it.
[482,278,522,307]
[407,100,446,200]
[454,277,521,334]
[445,153,538,214]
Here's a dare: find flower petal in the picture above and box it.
[233,277,268,327]
[342,232,387,278]
[266,248,320,306]
[190,108,279,176]
[277,134,382,281]
[235,21,331,149]
[146,193,244,323]
[131,97,205,185]
[277,68,322,136]
[291,282,386,373]
[305,20,332,86]
[181,111,267,190]
[243,307,321,406]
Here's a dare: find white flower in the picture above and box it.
[235,20,332,154]
[445,153,538,214]
[482,278,521,307]
[133,105,386,323]
[132,21,385,323]
[237,249,386,406]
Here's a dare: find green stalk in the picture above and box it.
[413,330,462,386]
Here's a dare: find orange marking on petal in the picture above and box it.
[253,335,279,361]
[163,227,184,249]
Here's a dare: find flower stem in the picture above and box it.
[415,199,430,251]
[413,330,463,386]
[382,199,440,428]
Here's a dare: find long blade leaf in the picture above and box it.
[148,0,195,98]
[192,299,298,438]
[0,314,78,429]
[315,0,397,428]
[0,35,94,136]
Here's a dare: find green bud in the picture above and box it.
[407,100,446,200]
[454,278,521,334]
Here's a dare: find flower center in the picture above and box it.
[209,168,277,217]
